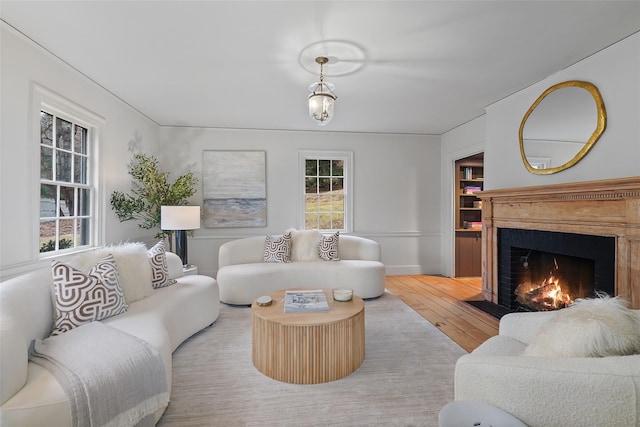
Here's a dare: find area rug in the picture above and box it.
[157,290,467,426]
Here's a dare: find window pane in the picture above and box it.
[56,117,72,150]
[305,159,317,176]
[59,186,74,216]
[318,214,332,229]
[77,218,90,246]
[40,146,53,180]
[79,188,90,216]
[59,219,74,248]
[332,177,343,191]
[318,160,331,176]
[319,177,330,192]
[305,213,318,229]
[331,193,344,212]
[74,154,87,184]
[41,112,53,146]
[305,177,317,193]
[40,184,56,218]
[305,194,318,213]
[331,160,343,176]
[331,215,344,230]
[56,151,72,182]
[74,125,87,154]
[39,220,56,252]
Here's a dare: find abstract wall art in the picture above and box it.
[202,150,266,228]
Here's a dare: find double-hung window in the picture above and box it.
[299,151,353,232]
[37,87,102,255]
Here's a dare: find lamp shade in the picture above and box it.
[161,206,201,230]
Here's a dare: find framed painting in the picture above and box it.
[202,150,266,228]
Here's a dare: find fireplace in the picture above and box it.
[497,228,615,311]
[477,177,640,310]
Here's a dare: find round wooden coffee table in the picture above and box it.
[251,288,365,384]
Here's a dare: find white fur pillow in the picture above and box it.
[524,295,640,358]
[287,229,321,262]
[68,242,154,304]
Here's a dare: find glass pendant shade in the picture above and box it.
[308,82,336,125]
[308,56,337,126]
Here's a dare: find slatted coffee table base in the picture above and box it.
[251,290,365,384]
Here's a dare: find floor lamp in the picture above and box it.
[161,205,201,267]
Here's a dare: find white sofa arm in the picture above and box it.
[218,236,266,268]
[498,311,558,344]
[455,353,640,427]
[338,235,381,261]
[166,252,184,279]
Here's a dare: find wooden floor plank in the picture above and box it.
[385,275,499,352]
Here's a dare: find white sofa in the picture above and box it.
[0,249,220,426]
[217,234,386,305]
[454,310,640,427]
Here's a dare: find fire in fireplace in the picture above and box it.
[514,252,593,311]
[498,228,615,312]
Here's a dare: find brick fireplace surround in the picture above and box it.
[478,177,640,309]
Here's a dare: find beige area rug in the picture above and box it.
[157,290,467,427]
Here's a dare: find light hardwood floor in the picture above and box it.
[384,275,499,352]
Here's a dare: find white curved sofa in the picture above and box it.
[0,248,220,426]
[217,234,386,305]
[454,310,640,427]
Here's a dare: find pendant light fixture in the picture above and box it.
[308,56,337,125]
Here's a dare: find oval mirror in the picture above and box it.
[519,80,606,174]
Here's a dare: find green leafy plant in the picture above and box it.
[40,238,73,253]
[110,153,198,248]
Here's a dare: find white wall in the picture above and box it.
[484,32,640,190]
[157,127,442,277]
[0,24,160,278]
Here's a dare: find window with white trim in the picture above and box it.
[299,151,353,232]
[38,105,97,254]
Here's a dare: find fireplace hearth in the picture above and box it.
[497,228,615,311]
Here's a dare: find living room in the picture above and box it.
[1,2,640,426]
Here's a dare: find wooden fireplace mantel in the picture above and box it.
[477,176,640,309]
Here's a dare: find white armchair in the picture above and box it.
[454,310,640,427]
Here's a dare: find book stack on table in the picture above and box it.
[284,290,329,313]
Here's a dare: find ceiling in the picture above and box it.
[2,1,639,135]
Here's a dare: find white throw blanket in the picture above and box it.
[29,322,169,427]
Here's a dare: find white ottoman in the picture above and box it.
[439,401,528,427]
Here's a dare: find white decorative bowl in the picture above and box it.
[333,288,353,302]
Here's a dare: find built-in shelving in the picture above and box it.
[454,153,484,277]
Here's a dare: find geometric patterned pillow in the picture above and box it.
[263,232,292,263]
[50,254,128,336]
[319,231,340,261]
[147,241,177,289]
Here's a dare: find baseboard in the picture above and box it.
[384,265,425,276]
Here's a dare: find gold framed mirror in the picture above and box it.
[519,80,607,175]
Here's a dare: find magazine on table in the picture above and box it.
[284,290,329,313]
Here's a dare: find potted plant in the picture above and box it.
[110,152,198,251]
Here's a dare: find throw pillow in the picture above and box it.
[287,228,321,262]
[319,231,340,261]
[148,241,177,288]
[524,295,640,357]
[68,242,154,304]
[263,232,291,263]
[51,254,128,336]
